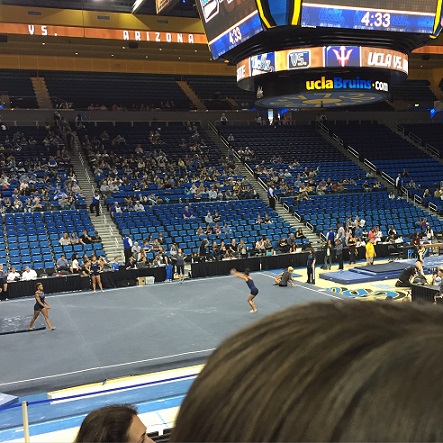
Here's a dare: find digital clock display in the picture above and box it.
[195,0,263,59]
[301,0,439,33]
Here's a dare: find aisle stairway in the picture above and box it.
[205,123,323,249]
[70,138,124,260]
[31,76,53,109]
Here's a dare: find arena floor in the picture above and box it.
[0,271,344,396]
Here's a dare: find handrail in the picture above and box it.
[347,145,359,158]
[396,124,405,136]
[316,121,329,134]
[332,133,343,146]
[364,159,377,172]
[320,232,326,242]
[293,211,302,221]
[306,221,314,231]
[429,202,438,213]
[414,194,422,205]
[425,143,439,157]
[381,171,394,186]
[409,132,422,145]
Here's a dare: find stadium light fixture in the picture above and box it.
[132,0,146,14]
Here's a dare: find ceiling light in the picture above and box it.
[75,52,78,55]
[111,54,114,57]
[122,46,126,49]
[42,42,45,45]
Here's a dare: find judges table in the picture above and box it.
[8,267,166,299]
[411,284,439,303]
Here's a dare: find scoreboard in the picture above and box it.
[301,0,440,33]
[195,0,263,59]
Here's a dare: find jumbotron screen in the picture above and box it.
[301,0,440,33]
[195,0,263,59]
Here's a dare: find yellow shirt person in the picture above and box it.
[365,240,376,265]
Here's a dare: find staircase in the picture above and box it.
[70,137,124,260]
[205,123,323,248]
[177,80,206,110]
[31,77,53,109]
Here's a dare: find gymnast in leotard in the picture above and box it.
[230,268,258,313]
[87,254,104,292]
[28,283,55,331]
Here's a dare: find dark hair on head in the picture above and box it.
[243,268,250,276]
[171,301,443,442]
[75,404,137,443]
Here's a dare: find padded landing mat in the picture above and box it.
[353,262,410,275]
[319,270,384,284]
[0,316,45,335]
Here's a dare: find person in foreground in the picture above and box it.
[230,268,258,312]
[171,301,443,442]
[75,404,154,443]
[28,283,55,331]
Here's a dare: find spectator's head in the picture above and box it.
[75,404,151,443]
[172,302,443,442]
[24,266,30,272]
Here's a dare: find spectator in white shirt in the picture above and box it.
[21,266,37,281]
[7,267,21,283]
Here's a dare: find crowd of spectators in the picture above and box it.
[78,122,258,207]
[86,101,177,112]
[0,123,86,213]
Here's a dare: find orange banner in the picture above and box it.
[0,22,207,44]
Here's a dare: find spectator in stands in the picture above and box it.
[295,228,306,240]
[59,232,71,246]
[263,236,273,253]
[111,257,121,271]
[277,237,290,254]
[74,404,152,443]
[220,113,228,125]
[21,266,37,281]
[395,173,403,198]
[7,266,20,283]
[225,239,238,259]
[267,185,276,210]
[182,205,195,219]
[133,201,145,212]
[70,253,80,274]
[131,242,142,261]
[70,232,81,245]
[80,230,93,245]
[90,192,100,217]
[110,201,122,218]
[425,224,434,240]
[56,255,69,272]
[204,211,213,224]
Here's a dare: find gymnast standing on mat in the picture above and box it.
[87,254,104,292]
[28,283,55,331]
[230,268,258,313]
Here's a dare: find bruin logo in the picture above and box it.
[199,0,245,22]
[305,76,389,92]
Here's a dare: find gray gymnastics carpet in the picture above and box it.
[0,271,344,395]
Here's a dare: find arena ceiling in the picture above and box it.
[0,0,441,70]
